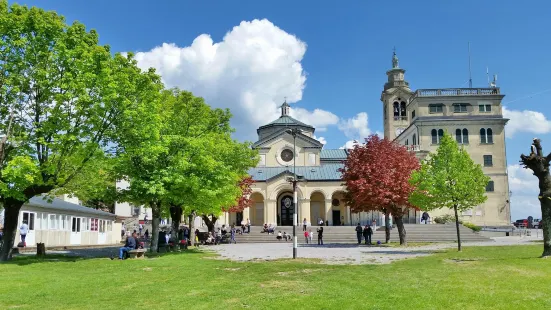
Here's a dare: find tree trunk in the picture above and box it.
[170,205,182,240]
[189,210,196,246]
[0,199,25,261]
[36,243,46,256]
[149,202,160,253]
[453,204,462,252]
[383,209,391,243]
[202,214,218,233]
[540,194,551,257]
[394,215,407,246]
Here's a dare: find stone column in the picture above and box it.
[243,207,250,224]
[324,199,333,226]
[301,199,311,226]
[265,199,276,225]
[346,206,351,225]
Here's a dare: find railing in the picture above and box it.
[405,145,420,152]
[411,88,500,100]
[393,116,408,121]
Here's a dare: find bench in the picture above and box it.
[127,249,146,259]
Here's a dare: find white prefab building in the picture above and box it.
[11,196,120,247]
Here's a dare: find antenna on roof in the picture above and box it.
[486,67,490,86]
[468,42,473,88]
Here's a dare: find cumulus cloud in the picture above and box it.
[503,106,551,138]
[132,19,339,140]
[313,135,327,145]
[338,112,371,139]
[340,140,361,150]
[508,164,541,219]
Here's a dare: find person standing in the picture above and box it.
[144,214,148,225]
[317,226,324,245]
[303,218,307,231]
[19,220,29,245]
[139,223,143,236]
[355,223,363,244]
[247,218,251,234]
[230,225,237,244]
[121,221,126,238]
[421,212,430,224]
[304,230,309,244]
[308,229,313,244]
[363,225,373,245]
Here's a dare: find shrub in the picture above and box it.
[433,214,461,224]
[463,222,482,232]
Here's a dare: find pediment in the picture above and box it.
[252,128,323,149]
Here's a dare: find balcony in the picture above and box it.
[411,88,500,100]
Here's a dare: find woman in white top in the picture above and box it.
[276,231,282,240]
[303,218,307,231]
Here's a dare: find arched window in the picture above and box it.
[400,101,407,117]
[413,134,417,146]
[438,129,444,143]
[431,129,438,144]
[393,102,399,118]
[480,128,487,144]
[487,128,493,143]
[455,129,462,143]
[406,139,409,146]
[462,128,469,144]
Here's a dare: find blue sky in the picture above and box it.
[15,0,551,220]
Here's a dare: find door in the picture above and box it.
[280,195,294,226]
[21,212,36,246]
[332,210,341,226]
[236,212,243,226]
[70,217,82,245]
[98,220,106,244]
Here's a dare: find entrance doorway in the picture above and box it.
[70,217,82,245]
[332,210,341,226]
[236,212,243,226]
[279,195,294,226]
[21,212,36,246]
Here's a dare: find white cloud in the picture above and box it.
[340,140,361,150]
[133,19,338,139]
[338,112,371,140]
[503,106,551,138]
[508,164,541,219]
[313,135,327,145]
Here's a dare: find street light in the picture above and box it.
[287,128,300,259]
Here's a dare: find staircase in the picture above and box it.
[231,224,491,244]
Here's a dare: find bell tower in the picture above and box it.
[381,49,413,140]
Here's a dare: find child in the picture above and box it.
[304,230,309,244]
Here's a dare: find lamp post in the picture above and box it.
[289,128,300,259]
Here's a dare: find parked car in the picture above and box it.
[532,219,541,229]
[514,219,528,228]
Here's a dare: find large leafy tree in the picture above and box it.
[119,89,257,250]
[340,135,420,245]
[519,138,551,257]
[410,133,489,251]
[0,2,161,260]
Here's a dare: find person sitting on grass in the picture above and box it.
[277,231,282,240]
[118,232,137,260]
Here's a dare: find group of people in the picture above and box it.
[276,231,291,241]
[355,223,374,245]
[262,223,276,234]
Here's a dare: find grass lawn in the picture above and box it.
[1,245,550,309]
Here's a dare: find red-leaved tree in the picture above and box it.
[202,176,255,232]
[340,135,420,245]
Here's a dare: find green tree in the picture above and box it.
[409,133,489,251]
[0,2,161,260]
[119,89,257,251]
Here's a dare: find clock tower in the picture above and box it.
[381,49,413,141]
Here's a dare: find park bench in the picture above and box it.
[127,249,146,259]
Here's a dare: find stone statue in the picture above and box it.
[520,139,551,257]
[392,52,399,68]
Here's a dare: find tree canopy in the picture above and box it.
[0,1,162,260]
[409,133,489,251]
[340,134,420,245]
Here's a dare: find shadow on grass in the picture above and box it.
[4,247,205,266]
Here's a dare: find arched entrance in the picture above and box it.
[310,192,325,225]
[279,194,295,226]
[250,192,264,225]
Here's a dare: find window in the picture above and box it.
[429,104,443,113]
[486,180,494,192]
[107,221,112,232]
[49,214,58,230]
[82,218,89,231]
[480,128,493,144]
[431,129,444,144]
[400,102,406,117]
[99,220,105,233]
[72,217,81,232]
[411,110,416,119]
[91,218,99,231]
[413,134,417,145]
[479,104,492,112]
[453,104,468,113]
[483,155,493,167]
[455,128,469,144]
[393,102,399,118]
